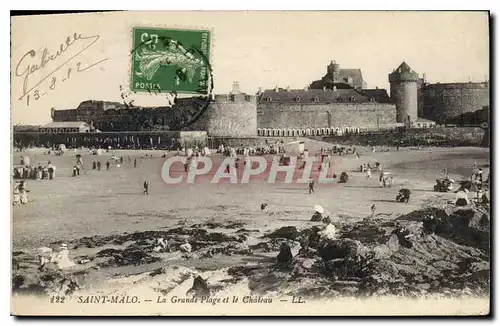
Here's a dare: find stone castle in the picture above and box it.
[49,61,489,137]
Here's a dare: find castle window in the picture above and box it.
[295,96,301,102]
[314,96,320,103]
[267,97,272,102]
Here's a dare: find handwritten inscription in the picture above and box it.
[14,32,108,106]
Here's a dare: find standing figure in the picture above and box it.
[97,161,101,171]
[308,179,315,194]
[134,158,137,168]
[143,180,149,195]
[106,161,110,171]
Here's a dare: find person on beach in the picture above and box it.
[134,158,137,168]
[308,179,315,194]
[106,161,110,171]
[366,167,372,179]
[97,161,101,171]
[143,180,149,195]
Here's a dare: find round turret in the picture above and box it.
[389,62,419,124]
[327,60,340,82]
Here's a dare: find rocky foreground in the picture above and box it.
[12,204,490,300]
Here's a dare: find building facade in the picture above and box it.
[39,121,93,133]
[310,60,367,90]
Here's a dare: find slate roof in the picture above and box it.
[337,69,363,87]
[358,89,392,103]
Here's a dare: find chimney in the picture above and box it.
[422,73,427,83]
[286,85,291,92]
[274,85,279,92]
[231,81,240,94]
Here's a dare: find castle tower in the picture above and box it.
[389,62,419,124]
[327,60,340,82]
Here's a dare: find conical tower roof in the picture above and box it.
[389,61,419,82]
[396,61,412,72]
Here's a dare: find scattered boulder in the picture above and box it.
[318,239,366,262]
[277,243,293,265]
[186,276,210,297]
[180,242,192,253]
[386,234,400,252]
[267,226,299,240]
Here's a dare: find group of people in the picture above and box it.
[14,159,57,181]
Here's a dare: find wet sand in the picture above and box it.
[12,144,489,250]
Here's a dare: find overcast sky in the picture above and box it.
[11,11,489,125]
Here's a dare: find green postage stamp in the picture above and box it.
[131,27,211,95]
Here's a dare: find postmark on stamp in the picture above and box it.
[130,27,211,95]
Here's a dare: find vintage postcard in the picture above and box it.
[10,11,490,316]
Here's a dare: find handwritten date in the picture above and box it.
[14,32,107,106]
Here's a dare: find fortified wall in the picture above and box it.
[190,92,257,137]
[256,86,397,136]
[421,82,489,123]
[257,103,396,135]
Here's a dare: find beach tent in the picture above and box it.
[457,180,479,193]
[22,156,30,166]
[284,141,305,156]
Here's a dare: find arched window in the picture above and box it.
[314,96,320,103]
[267,97,272,102]
[295,96,301,102]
